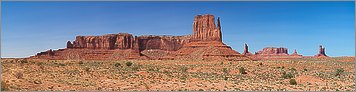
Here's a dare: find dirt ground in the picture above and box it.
[1,57,355,91]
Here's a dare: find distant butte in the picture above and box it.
[30,14,249,61]
[30,14,328,61]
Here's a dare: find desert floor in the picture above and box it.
[1,57,355,91]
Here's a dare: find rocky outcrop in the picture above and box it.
[242,44,253,56]
[291,49,302,56]
[192,14,222,42]
[66,41,73,48]
[137,35,191,51]
[255,47,289,56]
[71,33,135,50]
[315,45,328,57]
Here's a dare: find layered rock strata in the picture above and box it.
[31,14,249,61]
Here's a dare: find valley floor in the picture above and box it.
[1,57,355,91]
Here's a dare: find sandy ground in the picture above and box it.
[1,57,355,91]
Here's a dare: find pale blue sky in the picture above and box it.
[2,1,355,58]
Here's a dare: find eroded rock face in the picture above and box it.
[242,44,253,56]
[255,47,289,55]
[71,33,134,49]
[315,45,328,57]
[291,49,302,56]
[192,14,222,42]
[137,35,190,51]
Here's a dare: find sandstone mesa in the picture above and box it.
[30,14,328,60]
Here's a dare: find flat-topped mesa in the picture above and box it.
[137,35,191,51]
[69,33,135,50]
[31,14,251,60]
[255,47,289,56]
[315,45,328,57]
[192,14,222,42]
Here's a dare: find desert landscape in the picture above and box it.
[1,57,355,91]
[1,14,355,91]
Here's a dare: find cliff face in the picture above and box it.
[192,14,222,42]
[137,35,191,51]
[69,33,135,50]
[255,47,289,55]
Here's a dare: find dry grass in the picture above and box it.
[1,57,354,91]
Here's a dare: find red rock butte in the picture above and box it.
[30,14,329,60]
[30,14,249,61]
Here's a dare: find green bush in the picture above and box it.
[281,72,294,79]
[289,68,296,71]
[132,66,139,71]
[78,61,84,64]
[126,62,133,67]
[289,79,297,85]
[114,63,121,67]
[223,68,229,74]
[335,68,345,76]
[224,77,228,80]
[180,67,188,72]
[239,67,247,74]
[1,81,9,91]
[19,59,28,63]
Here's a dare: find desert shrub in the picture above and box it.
[239,67,247,74]
[19,59,28,63]
[132,66,139,71]
[289,68,297,71]
[126,62,133,67]
[198,89,204,91]
[1,81,9,91]
[148,68,155,71]
[220,62,224,65]
[36,62,44,66]
[228,62,232,65]
[223,68,229,74]
[224,77,228,80]
[78,61,84,64]
[303,68,308,72]
[84,67,90,72]
[114,63,121,67]
[54,62,66,66]
[180,67,188,72]
[14,72,23,79]
[281,72,294,79]
[259,62,263,66]
[289,79,297,85]
[335,68,345,76]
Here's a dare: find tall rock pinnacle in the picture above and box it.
[315,45,328,57]
[192,14,222,42]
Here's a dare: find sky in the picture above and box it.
[1,1,355,58]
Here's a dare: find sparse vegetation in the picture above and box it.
[223,68,229,74]
[289,79,297,85]
[335,68,345,76]
[19,59,28,63]
[114,63,121,67]
[1,57,355,91]
[126,62,133,67]
[79,61,84,64]
[239,67,247,74]
[14,72,23,79]
[281,72,294,79]
[1,81,9,91]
